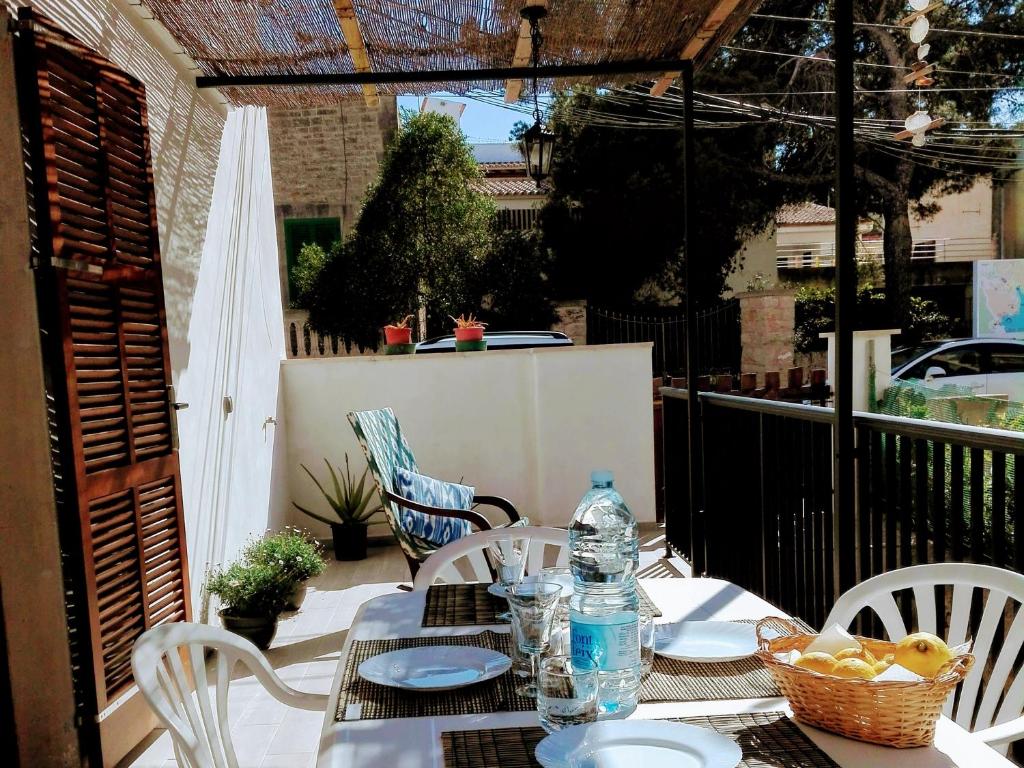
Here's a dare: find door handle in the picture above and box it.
[168,386,187,450]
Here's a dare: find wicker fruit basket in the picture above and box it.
[755,617,974,748]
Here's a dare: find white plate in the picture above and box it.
[535,720,742,768]
[654,621,758,662]
[488,573,573,599]
[357,645,511,691]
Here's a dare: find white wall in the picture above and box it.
[279,344,656,532]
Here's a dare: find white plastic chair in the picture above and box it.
[413,526,569,590]
[131,623,328,768]
[825,562,1024,748]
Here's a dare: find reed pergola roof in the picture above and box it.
[142,0,762,107]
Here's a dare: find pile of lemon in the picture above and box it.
[793,632,954,681]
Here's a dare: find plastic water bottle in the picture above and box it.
[568,470,640,717]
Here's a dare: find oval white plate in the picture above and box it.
[655,621,758,662]
[488,573,573,599]
[536,720,742,768]
[357,646,511,691]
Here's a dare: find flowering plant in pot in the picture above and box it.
[383,314,415,346]
[293,455,383,561]
[206,560,296,650]
[243,528,325,611]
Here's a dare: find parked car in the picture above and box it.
[891,338,1024,401]
[414,330,573,354]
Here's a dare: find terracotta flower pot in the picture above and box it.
[330,522,368,561]
[384,326,412,345]
[219,610,279,650]
[454,326,484,342]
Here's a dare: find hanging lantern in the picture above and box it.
[521,121,556,184]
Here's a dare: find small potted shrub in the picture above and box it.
[293,454,383,561]
[244,528,326,611]
[451,313,487,351]
[383,314,416,355]
[206,560,296,649]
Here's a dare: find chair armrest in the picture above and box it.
[472,495,520,523]
[972,716,1024,747]
[384,490,494,531]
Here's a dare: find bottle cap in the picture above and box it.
[590,470,614,486]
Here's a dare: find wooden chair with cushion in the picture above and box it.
[347,407,521,579]
[825,562,1024,751]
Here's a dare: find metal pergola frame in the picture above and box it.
[197,38,858,579]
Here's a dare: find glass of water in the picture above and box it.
[538,655,598,733]
[639,610,656,678]
[487,537,526,619]
[507,581,562,696]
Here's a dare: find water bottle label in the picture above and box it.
[570,611,639,672]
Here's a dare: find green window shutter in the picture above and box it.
[283,217,342,303]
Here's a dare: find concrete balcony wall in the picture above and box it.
[278,344,656,531]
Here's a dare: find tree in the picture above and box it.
[722,0,1022,327]
[302,111,495,348]
[477,229,558,330]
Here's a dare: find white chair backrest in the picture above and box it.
[413,526,570,590]
[131,623,327,768]
[825,563,1024,738]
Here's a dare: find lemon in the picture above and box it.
[835,646,877,665]
[832,658,877,680]
[793,652,838,675]
[894,632,953,678]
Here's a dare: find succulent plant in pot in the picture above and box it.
[243,528,326,611]
[206,560,297,649]
[293,455,383,561]
[450,313,487,350]
[383,314,415,346]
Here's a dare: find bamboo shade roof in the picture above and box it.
[142,0,762,106]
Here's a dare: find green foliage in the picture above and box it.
[291,242,330,309]
[794,284,953,353]
[206,561,296,618]
[477,229,558,330]
[293,454,382,527]
[243,528,325,582]
[301,112,495,346]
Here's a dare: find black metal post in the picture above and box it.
[682,61,705,575]
[833,3,857,594]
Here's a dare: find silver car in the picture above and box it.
[891,338,1024,401]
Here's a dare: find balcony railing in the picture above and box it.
[284,309,375,359]
[662,389,1024,630]
[776,236,996,270]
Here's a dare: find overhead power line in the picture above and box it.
[749,13,1024,41]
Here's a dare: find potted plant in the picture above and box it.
[243,528,326,611]
[383,314,415,345]
[206,560,296,649]
[451,313,487,351]
[293,454,383,561]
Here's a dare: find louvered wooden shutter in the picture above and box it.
[18,10,191,709]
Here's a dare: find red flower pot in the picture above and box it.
[454,327,484,342]
[384,326,412,345]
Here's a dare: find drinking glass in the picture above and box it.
[487,537,526,620]
[538,655,598,733]
[638,610,656,678]
[539,566,573,655]
[507,581,562,696]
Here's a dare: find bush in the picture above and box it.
[478,229,558,331]
[206,561,297,618]
[244,528,325,583]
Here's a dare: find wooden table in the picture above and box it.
[317,578,1014,767]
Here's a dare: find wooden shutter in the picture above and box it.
[17,10,191,710]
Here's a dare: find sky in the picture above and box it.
[397,93,531,144]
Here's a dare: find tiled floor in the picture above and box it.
[120,526,683,767]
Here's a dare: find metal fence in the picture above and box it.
[587,301,740,377]
[663,389,1024,631]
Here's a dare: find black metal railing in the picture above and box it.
[663,389,1024,629]
[588,301,740,377]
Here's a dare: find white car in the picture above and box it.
[891,338,1024,401]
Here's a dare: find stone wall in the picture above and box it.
[738,290,795,375]
[267,99,398,303]
[553,300,587,344]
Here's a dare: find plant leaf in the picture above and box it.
[300,464,341,522]
[291,502,338,528]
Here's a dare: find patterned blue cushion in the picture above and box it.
[393,468,474,547]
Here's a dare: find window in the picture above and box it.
[283,217,342,301]
[987,346,1024,374]
[904,346,983,379]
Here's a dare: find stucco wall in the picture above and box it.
[279,345,657,534]
[739,290,796,375]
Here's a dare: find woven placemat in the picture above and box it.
[441,711,839,768]
[334,631,535,721]
[422,582,663,628]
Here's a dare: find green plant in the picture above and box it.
[449,313,487,329]
[477,228,558,331]
[243,528,326,582]
[293,455,382,527]
[206,561,296,617]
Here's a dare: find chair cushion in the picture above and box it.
[393,468,474,546]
